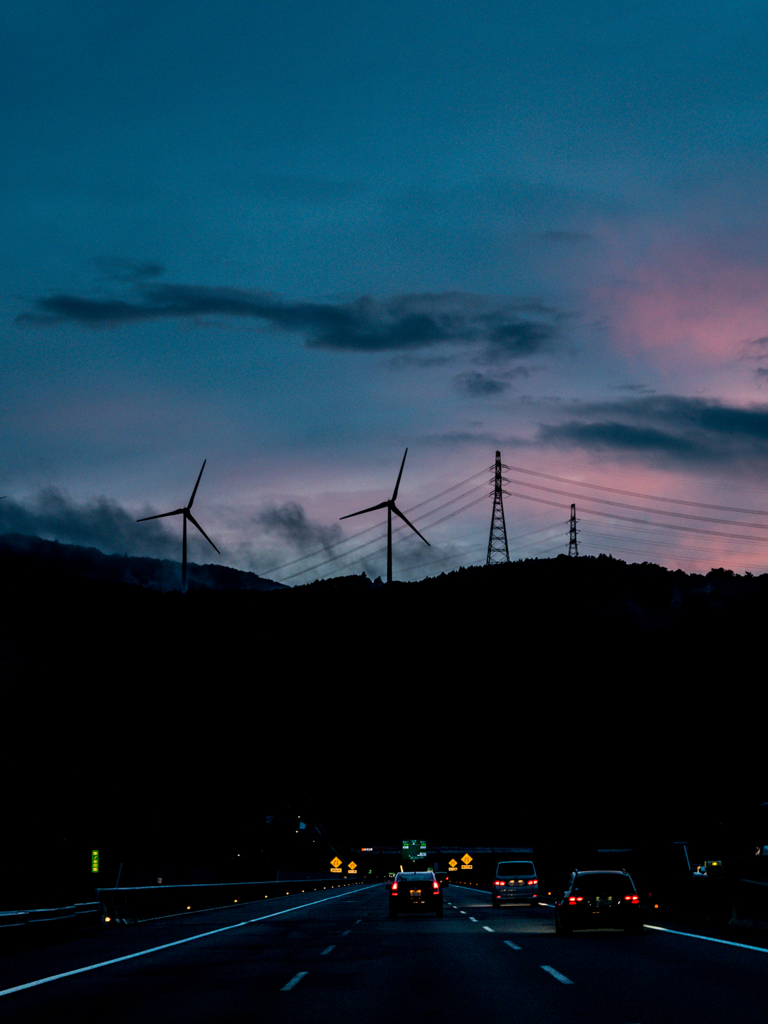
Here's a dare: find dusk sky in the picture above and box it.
[5,0,768,582]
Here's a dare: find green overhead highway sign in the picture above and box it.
[402,839,427,860]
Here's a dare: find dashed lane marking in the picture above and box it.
[483,926,494,932]
[540,965,574,984]
[504,940,522,950]
[280,972,308,992]
[0,885,380,1000]
[342,930,351,936]
[320,945,335,955]
[469,916,478,922]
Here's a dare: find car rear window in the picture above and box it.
[496,862,535,876]
[399,873,434,882]
[572,874,635,896]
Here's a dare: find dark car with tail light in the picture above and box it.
[492,860,538,907]
[555,869,643,935]
[388,871,444,917]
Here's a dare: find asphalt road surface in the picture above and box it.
[2,882,767,1022]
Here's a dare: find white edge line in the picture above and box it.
[540,965,574,984]
[280,971,308,992]
[644,923,768,953]
[0,885,380,999]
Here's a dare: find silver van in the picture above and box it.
[492,860,538,907]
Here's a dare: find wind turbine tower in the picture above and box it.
[137,460,220,592]
[340,448,429,583]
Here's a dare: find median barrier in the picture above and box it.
[97,878,365,924]
[0,902,100,947]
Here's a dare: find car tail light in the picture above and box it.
[391,882,398,894]
[433,881,440,892]
[567,896,583,903]
[493,880,505,886]
[527,879,537,885]
[623,894,639,903]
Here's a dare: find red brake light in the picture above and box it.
[391,882,398,893]
[527,879,537,885]
[494,880,505,886]
[623,894,639,903]
[433,881,440,892]
[567,896,583,903]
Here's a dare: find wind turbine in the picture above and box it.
[137,460,220,592]
[340,448,429,583]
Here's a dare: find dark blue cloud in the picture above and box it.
[537,395,768,465]
[19,283,560,361]
[453,371,511,397]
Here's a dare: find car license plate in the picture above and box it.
[409,889,422,896]
[596,896,612,908]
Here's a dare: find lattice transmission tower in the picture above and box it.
[486,450,510,565]
[568,502,579,557]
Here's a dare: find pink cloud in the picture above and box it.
[591,225,768,365]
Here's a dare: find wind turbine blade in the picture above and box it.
[186,511,220,553]
[137,508,185,522]
[391,503,430,545]
[188,459,207,509]
[392,448,408,501]
[340,500,390,520]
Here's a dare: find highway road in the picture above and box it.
[2,882,767,1022]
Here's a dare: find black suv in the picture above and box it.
[388,871,444,918]
[555,869,643,935]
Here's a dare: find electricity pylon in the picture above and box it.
[486,450,510,565]
[568,503,579,557]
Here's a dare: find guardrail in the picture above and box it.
[98,877,365,924]
[0,902,101,944]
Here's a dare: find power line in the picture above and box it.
[504,462,768,516]
[262,466,489,578]
[502,488,768,545]
[504,476,768,531]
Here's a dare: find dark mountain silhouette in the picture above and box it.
[2,545,765,908]
[0,532,285,592]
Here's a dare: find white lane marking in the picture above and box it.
[0,885,380,1000]
[342,930,351,936]
[280,971,308,992]
[320,945,335,955]
[460,910,467,915]
[469,916,478,922]
[541,965,574,984]
[644,924,768,953]
[483,926,494,932]
[504,940,522,950]
[355,919,362,924]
